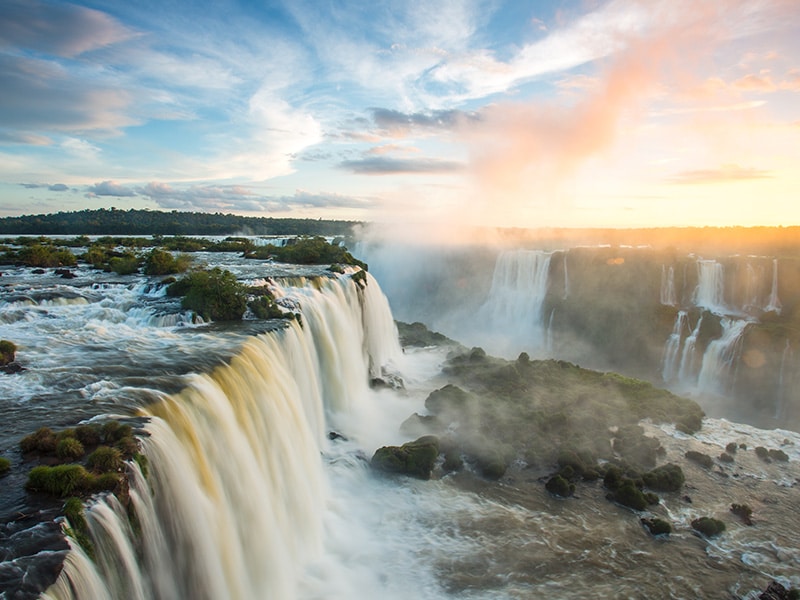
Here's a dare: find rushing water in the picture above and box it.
[1,250,799,599]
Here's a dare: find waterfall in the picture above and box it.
[693,260,726,311]
[661,311,687,382]
[562,252,569,300]
[697,318,748,396]
[660,265,676,306]
[677,315,703,386]
[43,273,401,600]
[765,258,781,314]
[479,250,552,355]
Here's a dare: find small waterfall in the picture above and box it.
[697,318,749,396]
[765,258,781,314]
[660,265,677,306]
[661,310,687,382]
[562,252,569,300]
[775,340,793,419]
[479,250,552,355]
[44,274,401,600]
[677,315,703,386]
[693,260,726,311]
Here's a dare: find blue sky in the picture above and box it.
[1,0,799,228]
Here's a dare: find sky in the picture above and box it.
[0,0,799,229]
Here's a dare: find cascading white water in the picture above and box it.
[677,315,703,386]
[765,258,781,314]
[697,318,749,396]
[661,311,687,382]
[660,265,676,306]
[43,273,402,600]
[693,260,726,311]
[562,252,569,300]
[478,250,552,356]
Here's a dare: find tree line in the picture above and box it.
[0,208,361,236]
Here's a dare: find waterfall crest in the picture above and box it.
[44,274,401,600]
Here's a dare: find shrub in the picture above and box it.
[545,474,575,497]
[248,296,284,320]
[86,446,123,472]
[115,436,139,457]
[685,451,714,468]
[56,437,85,461]
[144,249,190,275]
[20,427,57,454]
[642,463,685,492]
[755,446,769,460]
[608,480,650,511]
[731,503,753,525]
[641,517,672,535]
[691,517,726,537]
[249,236,367,269]
[63,497,86,531]
[0,340,16,365]
[0,456,10,475]
[91,472,121,492]
[74,424,102,446]
[26,465,91,496]
[17,244,77,268]
[101,421,132,443]
[767,449,789,462]
[108,254,140,275]
[167,268,247,321]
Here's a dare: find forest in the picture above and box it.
[0,208,360,236]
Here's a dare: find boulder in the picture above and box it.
[691,516,726,537]
[641,517,672,536]
[371,436,440,480]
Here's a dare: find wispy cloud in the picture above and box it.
[87,181,137,197]
[339,156,464,175]
[668,164,773,185]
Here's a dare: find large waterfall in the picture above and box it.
[43,274,402,600]
[477,250,552,357]
[693,260,726,311]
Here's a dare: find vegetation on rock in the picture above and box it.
[642,463,685,492]
[0,340,16,365]
[731,503,753,525]
[691,516,726,537]
[167,267,247,321]
[545,474,575,497]
[371,436,440,480]
[143,248,191,275]
[641,517,672,536]
[685,451,714,469]
[246,236,366,269]
[0,456,10,475]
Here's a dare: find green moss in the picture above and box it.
[56,437,85,461]
[20,427,57,454]
[86,446,123,472]
[371,436,440,480]
[0,339,16,365]
[74,424,102,447]
[26,464,91,497]
[691,516,726,537]
[115,436,139,458]
[101,421,133,444]
[0,456,10,475]
[63,497,87,531]
[91,472,121,492]
[133,453,149,479]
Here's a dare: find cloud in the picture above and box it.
[18,182,69,191]
[0,0,136,58]
[87,181,137,197]
[339,156,464,175]
[371,108,477,136]
[49,183,69,192]
[139,182,371,212]
[668,164,773,184]
[0,131,52,145]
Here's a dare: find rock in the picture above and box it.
[0,339,17,366]
[691,516,726,537]
[370,436,440,480]
[32,268,46,274]
[1,361,26,374]
[54,269,76,279]
[328,431,347,442]
[731,503,753,525]
[719,452,734,463]
[399,413,439,438]
[755,446,770,461]
[725,442,738,454]
[758,580,796,600]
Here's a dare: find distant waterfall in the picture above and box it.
[661,311,687,382]
[677,315,703,386]
[562,253,570,300]
[660,265,676,306]
[765,259,782,314]
[697,318,748,395]
[44,274,401,600]
[693,260,726,311]
[479,250,552,356]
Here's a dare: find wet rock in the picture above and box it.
[53,269,76,279]
[719,452,734,463]
[371,436,440,480]
[731,503,754,525]
[328,431,347,442]
[758,580,797,600]
[1,361,26,374]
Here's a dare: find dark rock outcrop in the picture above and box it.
[371,436,440,480]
